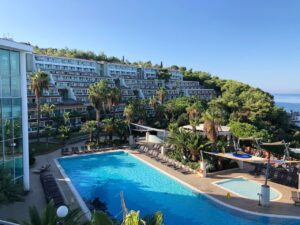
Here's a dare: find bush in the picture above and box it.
[0,168,23,204]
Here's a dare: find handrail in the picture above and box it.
[0,220,19,225]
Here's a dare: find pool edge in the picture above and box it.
[55,150,300,221]
[211,176,283,202]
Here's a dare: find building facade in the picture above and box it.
[28,54,215,133]
[0,38,32,191]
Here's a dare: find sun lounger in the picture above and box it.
[61,147,72,156]
[40,173,65,208]
[32,163,51,174]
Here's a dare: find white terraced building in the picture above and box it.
[28,54,215,133]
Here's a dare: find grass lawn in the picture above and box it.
[30,142,63,155]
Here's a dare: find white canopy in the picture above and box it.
[181,124,230,136]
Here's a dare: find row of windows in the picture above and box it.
[52,75,97,83]
[35,56,95,67]
[49,70,99,77]
[108,64,137,71]
[36,63,95,72]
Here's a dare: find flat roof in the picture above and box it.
[0,38,32,52]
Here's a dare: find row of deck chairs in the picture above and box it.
[61,145,116,156]
[40,173,65,208]
[61,146,91,155]
[138,145,195,175]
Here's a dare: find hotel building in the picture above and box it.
[0,38,32,191]
[28,54,215,133]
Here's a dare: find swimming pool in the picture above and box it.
[57,151,299,225]
[213,177,281,201]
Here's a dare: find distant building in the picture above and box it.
[27,54,215,133]
[0,38,32,191]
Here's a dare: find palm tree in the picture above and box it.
[114,119,129,142]
[21,200,164,225]
[124,104,134,135]
[88,80,108,122]
[63,112,70,126]
[149,96,158,111]
[0,168,23,204]
[203,106,224,149]
[58,125,70,146]
[167,128,190,160]
[80,120,98,142]
[156,87,167,104]
[186,102,203,132]
[21,201,84,225]
[102,118,115,141]
[168,128,204,161]
[41,103,55,135]
[41,103,55,119]
[186,132,205,161]
[43,125,52,150]
[106,87,121,118]
[30,70,49,142]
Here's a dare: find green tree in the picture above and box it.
[88,80,109,122]
[156,68,171,81]
[43,125,52,150]
[115,119,129,142]
[80,120,98,142]
[229,121,270,140]
[156,87,167,105]
[186,102,204,132]
[124,104,134,135]
[102,118,115,141]
[107,87,121,117]
[30,70,49,142]
[168,128,205,161]
[149,96,158,111]
[63,112,71,126]
[41,103,56,125]
[58,125,70,145]
[203,102,225,148]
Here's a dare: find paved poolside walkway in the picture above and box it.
[1,145,299,223]
[132,150,300,218]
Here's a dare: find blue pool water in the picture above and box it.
[58,151,300,225]
[214,177,279,200]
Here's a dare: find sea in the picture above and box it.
[273,93,300,126]
[273,93,300,112]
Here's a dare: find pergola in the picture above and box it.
[130,123,168,144]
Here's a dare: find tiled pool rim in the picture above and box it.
[212,176,282,201]
[54,150,300,221]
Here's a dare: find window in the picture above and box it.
[10,51,20,77]
[2,99,12,118]
[11,77,20,97]
[0,49,9,77]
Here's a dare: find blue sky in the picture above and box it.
[1,0,299,93]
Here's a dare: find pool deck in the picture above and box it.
[1,145,299,222]
[130,150,300,218]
